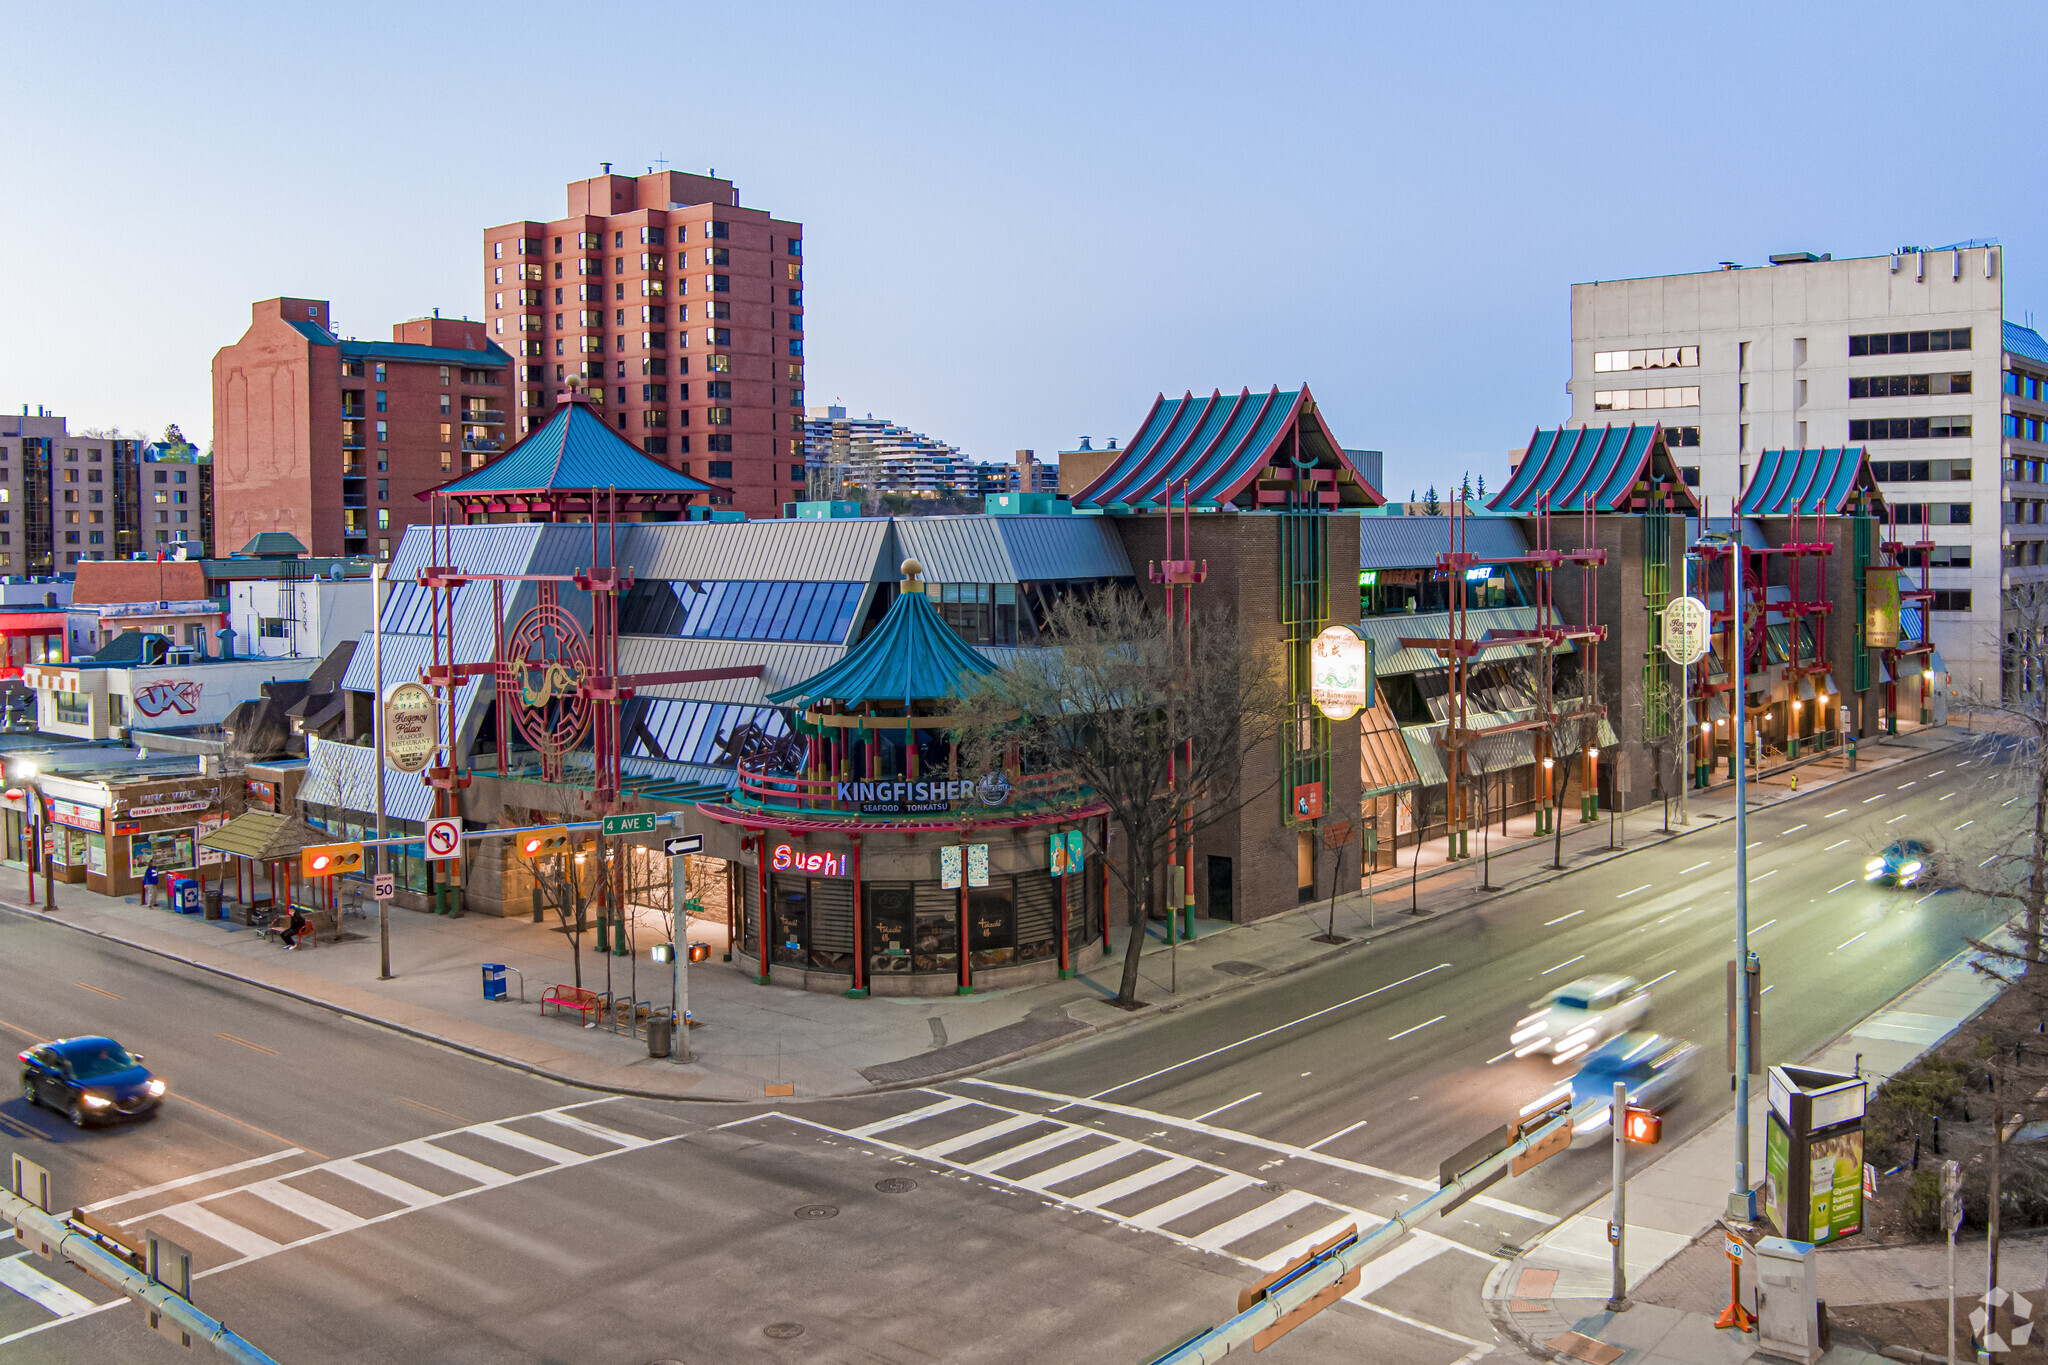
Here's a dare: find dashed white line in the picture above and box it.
[1616,885,1652,899]
[1484,1049,1515,1066]
[1680,861,1712,875]
[1982,856,2001,867]
[1780,824,1808,835]
[1541,955,1586,976]
[1898,781,1917,789]
[1643,969,1677,989]
[1930,770,1945,777]
[1957,820,1975,830]
[1826,809,1849,818]
[1828,881,1855,894]
[1863,795,1885,804]
[1544,910,1584,926]
[1915,890,1940,906]
[1886,814,1909,824]
[1304,1118,1372,1150]
[1939,792,1957,801]
[1746,842,1762,850]
[1824,840,1852,851]
[1388,1015,1446,1042]
[1193,1092,1263,1123]
[1750,918,1779,933]
[1750,869,1779,883]
[1837,932,1867,951]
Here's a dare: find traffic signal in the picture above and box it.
[301,842,364,877]
[519,826,571,859]
[1624,1107,1662,1145]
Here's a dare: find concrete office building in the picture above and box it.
[484,170,805,518]
[0,411,147,572]
[1568,243,2038,696]
[212,299,513,560]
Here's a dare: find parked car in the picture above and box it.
[1865,839,1933,888]
[1510,974,1651,1063]
[1569,1032,1700,1137]
[20,1036,165,1128]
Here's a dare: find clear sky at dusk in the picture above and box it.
[4,1,2043,499]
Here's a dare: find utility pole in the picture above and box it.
[372,561,391,981]
[1608,1079,1630,1311]
[1729,527,1757,1222]
[1679,553,1692,826]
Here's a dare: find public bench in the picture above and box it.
[540,985,600,1027]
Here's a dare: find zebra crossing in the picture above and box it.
[0,1099,673,1346]
[760,1083,1511,1356]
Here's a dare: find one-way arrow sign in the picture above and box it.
[663,834,703,858]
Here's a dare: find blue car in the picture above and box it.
[1569,1032,1699,1138]
[1865,840,1932,888]
[19,1036,165,1128]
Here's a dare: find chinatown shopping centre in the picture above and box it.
[326,389,1939,997]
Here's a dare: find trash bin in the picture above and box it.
[481,963,508,1001]
[203,888,224,920]
[170,877,202,915]
[647,1013,673,1058]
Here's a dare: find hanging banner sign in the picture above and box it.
[1310,624,1374,720]
[383,682,438,774]
[1049,829,1084,875]
[1864,568,1902,649]
[1662,596,1711,666]
[48,800,103,832]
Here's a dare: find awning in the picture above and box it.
[1930,648,1948,679]
[200,811,327,864]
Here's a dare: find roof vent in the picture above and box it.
[1769,252,1825,265]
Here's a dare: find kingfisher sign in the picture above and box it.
[838,773,1014,815]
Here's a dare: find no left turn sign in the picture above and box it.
[425,817,462,860]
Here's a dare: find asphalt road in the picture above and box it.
[0,730,2028,1364]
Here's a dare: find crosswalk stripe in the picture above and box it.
[326,1159,439,1209]
[1125,1175,1257,1230]
[1081,1157,1197,1209]
[0,1254,94,1317]
[537,1109,649,1149]
[247,1180,366,1232]
[970,1130,1093,1174]
[1189,1191,1320,1252]
[1345,1233,1449,1301]
[154,1205,284,1259]
[396,1140,515,1188]
[1256,1215,1358,1272]
[1020,1140,1141,1190]
[471,1123,587,1167]
[921,1114,1041,1157]
[846,1096,974,1138]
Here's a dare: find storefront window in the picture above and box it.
[968,883,1016,968]
[770,873,808,967]
[54,692,88,726]
[130,830,194,872]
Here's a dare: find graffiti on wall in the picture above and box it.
[132,679,203,717]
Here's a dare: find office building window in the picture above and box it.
[1887,502,1973,525]
[1929,590,1973,612]
[1869,459,1972,482]
[1896,545,1971,568]
[1593,387,1700,411]
[1849,373,1972,398]
[1593,346,1698,372]
[709,461,733,479]
[1848,416,1971,441]
[1849,328,1971,356]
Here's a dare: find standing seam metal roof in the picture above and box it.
[1490,425,1701,514]
[431,402,718,497]
[1358,517,1531,569]
[2006,321,2048,367]
[1736,448,1883,517]
[892,516,1134,584]
[619,518,896,583]
[1074,386,1384,510]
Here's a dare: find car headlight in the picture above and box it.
[1865,868,1885,880]
[145,1079,166,1097]
[81,1093,112,1109]
[1900,861,1924,877]
[1865,858,1886,873]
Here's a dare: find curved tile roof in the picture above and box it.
[766,585,994,708]
[429,400,721,497]
[1489,425,1701,514]
[1074,385,1383,510]
[1736,447,1885,517]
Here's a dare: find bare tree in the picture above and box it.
[1534,652,1604,869]
[531,838,610,990]
[954,589,1287,1008]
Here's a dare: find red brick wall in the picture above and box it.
[72,560,208,605]
[213,298,331,554]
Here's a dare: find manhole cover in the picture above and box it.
[763,1323,804,1340]
[875,1177,918,1194]
[1211,960,1264,978]
[793,1204,839,1219]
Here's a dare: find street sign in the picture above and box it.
[662,833,703,858]
[373,872,395,901]
[424,817,462,861]
[382,681,437,774]
[602,812,658,836]
[1437,1124,1510,1215]
[1662,596,1711,666]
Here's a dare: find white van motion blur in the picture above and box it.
[1508,974,1651,1064]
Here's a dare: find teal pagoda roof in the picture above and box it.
[767,563,995,709]
[424,396,725,517]
[1489,424,1701,515]
[1736,447,1885,517]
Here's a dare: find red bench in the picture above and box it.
[540,985,600,1027]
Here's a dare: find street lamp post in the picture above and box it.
[13,762,52,912]
[372,562,391,981]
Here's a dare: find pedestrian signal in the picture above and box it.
[519,826,571,859]
[1624,1107,1662,1145]
[301,842,364,877]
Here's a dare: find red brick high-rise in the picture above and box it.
[213,298,512,558]
[484,169,805,518]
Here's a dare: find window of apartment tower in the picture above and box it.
[174,471,186,483]
[378,480,388,502]
[440,452,453,471]
[63,448,76,462]
[62,469,76,483]
[86,469,100,482]
[374,364,387,382]
[709,461,733,479]
[439,394,450,415]
[154,471,165,483]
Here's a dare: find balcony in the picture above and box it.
[461,409,506,425]
[340,405,365,419]
[341,435,366,450]
[462,438,503,453]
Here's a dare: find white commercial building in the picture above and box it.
[226,578,373,660]
[23,655,321,741]
[1568,243,2040,696]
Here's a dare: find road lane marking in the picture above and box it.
[1752,919,1778,933]
[1387,1016,1445,1042]
[216,1033,276,1055]
[396,1139,515,1188]
[1484,1049,1515,1065]
[396,1096,464,1123]
[1983,856,2001,867]
[1957,821,1975,830]
[1643,970,1677,989]
[71,982,121,1000]
[1544,910,1584,925]
[1898,781,1917,789]
[1746,842,1762,850]
[166,1092,327,1161]
[0,1253,94,1317]
[1616,885,1652,899]
[1192,1092,1262,1123]
[1083,962,1453,1100]
[1829,881,1855,894]
[1837,932,1867,951]
[325,1159,437,1209]
[1930,770,1945,777]
[1302,1118,1371,1151]
[1916,890,1940,905]
[247,1180,366,1233]
[1825,840,1852,851]
[1780,824,1808,835]
[1826,809,1848,818]
[1750,869,1779,883]
[1887,814,1909,824]
[846,1096,976,1137]
[81,1149,304,1213]
[470,1122,588,1167]
[1540,955,1586,975]
[1863,795,1885,803]
[1680,861,1711,874]
[1940,793,1957,801]
[2006,798,2021,807]
[152,1204,284,1259]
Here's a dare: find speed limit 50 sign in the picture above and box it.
[424,817,462,861]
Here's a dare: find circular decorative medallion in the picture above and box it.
[498,604,592,757]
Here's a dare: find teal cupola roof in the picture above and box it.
[767,559,995,709]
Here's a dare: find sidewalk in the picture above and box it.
[1480,914,2017,1364]
[0,723,1971,1105]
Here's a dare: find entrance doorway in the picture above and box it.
[1207,856,1233,921]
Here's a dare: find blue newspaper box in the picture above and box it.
[170,876,202,914]
[481,963,508,1001]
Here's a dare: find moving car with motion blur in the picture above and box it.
[19,1036,165,1128]
[1509,974,1651,1063]
[1568,1032,1700,1140]
[1865,839,1933,888]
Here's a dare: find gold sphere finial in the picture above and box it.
[901,558,925,593]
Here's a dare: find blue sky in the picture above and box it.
[4,1,2042,498]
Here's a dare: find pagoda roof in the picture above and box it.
[423,398,724,507]
[1736,447,1885,517]
[1489,424,1702,515]
[1073,385,1384,511]
[766,567,994,709]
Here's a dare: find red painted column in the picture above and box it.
[848,836,866,997]
[755,831,771,984]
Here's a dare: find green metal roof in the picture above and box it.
[235,532,309,558]
[1737,447,1884,517]
[766,587,994,708]
[337,339,511,369]
[432,401,720,497]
